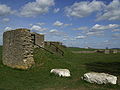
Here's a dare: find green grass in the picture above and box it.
[0,46,120,90]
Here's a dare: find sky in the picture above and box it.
[0,0,120,49]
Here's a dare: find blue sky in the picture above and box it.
[0,0,120,49]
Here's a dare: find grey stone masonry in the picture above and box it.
[31,32,44,48]
[3,29,35,69]
[44,41,62,46]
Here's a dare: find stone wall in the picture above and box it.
[104,50,110,54]
[3,29,35,69]
[44,41,62,46]
[31,33,44,48]
[72,51,96,54]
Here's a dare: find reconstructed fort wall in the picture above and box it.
[3,29,35,69]
[44,41,62,46]
[2,28,63,69]
[31,33,44,48]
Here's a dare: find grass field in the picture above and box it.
[0,46,120,90]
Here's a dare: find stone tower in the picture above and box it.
[3,29,35,69]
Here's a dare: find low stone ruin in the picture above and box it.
[72,51,96,54]
[82,72,117,84]
[113,50,118,54]
[104,50,110,54]
[2,29,44,69]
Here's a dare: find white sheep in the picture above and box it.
[50,69,71,77]
[82,72,117,84]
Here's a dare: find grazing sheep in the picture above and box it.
[82,72,117,84]
[50,69,71,77]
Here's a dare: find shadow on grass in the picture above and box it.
[85,62,120,76]
[0,88,11,90]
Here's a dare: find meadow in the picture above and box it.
[0,46,120,90]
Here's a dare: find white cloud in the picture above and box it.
[49,29,60,36]
[53,21,72,27]
[63,38,67,41]
[97,0,120,21]
[49,29,58,33]
[20,0,55,17]
[65,0,120,21]
[73,26,88,30]
[53,21,63,27]
[29,22,45,27]
[49,29,67,37]
[92,24,120,30]
[37,22,45,26]
[0,4,13,16]
[4,27,12,31]
[75,35,86,39]
[65,0,105,18]
[86,31,104,36]
[104,40,109,43]
[29,24,33,26]
[112,29,120,32]
[2,18,10,22]
[31,25,47,32]
[54,8,60,13]
[112,33,120,37]
[64,23,72,27]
